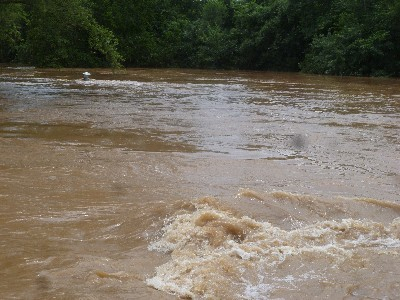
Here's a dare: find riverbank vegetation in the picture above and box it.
[1,0,399,76]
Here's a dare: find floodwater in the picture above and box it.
[0,67,399,299]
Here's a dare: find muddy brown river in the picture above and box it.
[0,67,399,299]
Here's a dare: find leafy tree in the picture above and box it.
[233,0,293,70]
[300,0,399,76]
[92,0,178,67]
[0,0,399,76]
[1,0,122,67]
[0,3,27,62]
[30,0,122,67]
[193,0,236,68]
[160,18,198,67]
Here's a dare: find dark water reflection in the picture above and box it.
[0,67,399,299]
[0,121,197,152]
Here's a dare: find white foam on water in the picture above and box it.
[241,282,275,300]
[146,195,400,299]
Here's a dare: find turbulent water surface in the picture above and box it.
[0,67,399,299]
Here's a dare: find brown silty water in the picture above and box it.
[0,67,399,299]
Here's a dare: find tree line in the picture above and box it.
[1,0,399,76]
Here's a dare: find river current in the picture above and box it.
[0,67,399,299]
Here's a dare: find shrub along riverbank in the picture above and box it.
[1,0,399,76]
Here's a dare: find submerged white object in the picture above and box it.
[82,72,91,81]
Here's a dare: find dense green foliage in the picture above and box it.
[1,0,399,76]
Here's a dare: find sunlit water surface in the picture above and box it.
[0,67,399,299]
